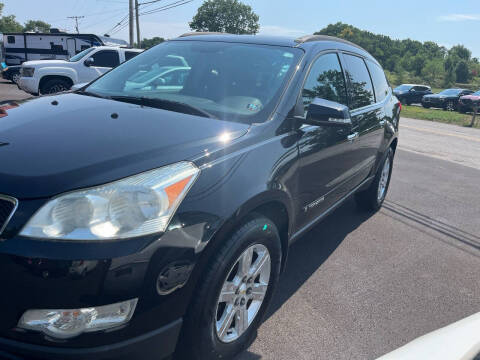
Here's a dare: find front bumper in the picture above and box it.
[0,318,182,360]
[422,97,446,107]
[17,77,38,95]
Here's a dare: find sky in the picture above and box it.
[3,0,480,57]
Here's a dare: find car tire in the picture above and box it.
[355,147,394,212]
[11,72,20,84]
[422,103,430,109]
[444,100,456,111]
[41,78,71,95]
[405,100,412,106]
[181,215,282,360]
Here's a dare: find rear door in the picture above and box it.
[339,53,385,193]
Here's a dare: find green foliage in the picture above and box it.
[316,22,480,89]
[455,60,470,83]
[0,14,23,33]
[24,20,51,33]
[190,0,259,34]
[401,105,478,128]
[138,37,165,49]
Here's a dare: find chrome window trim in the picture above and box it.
[0,194,18,235]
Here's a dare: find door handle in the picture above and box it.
[347,132,359,142]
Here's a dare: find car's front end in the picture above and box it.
[421,94,447,108]
[17,65,39,95]
[458,93,480,113]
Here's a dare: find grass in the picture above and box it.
[401,105,479,128]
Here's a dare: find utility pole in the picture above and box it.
[129,0,134,47]
[135,0,141,47]
[67,16,85,34]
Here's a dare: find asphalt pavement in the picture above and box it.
[0,82,479,360]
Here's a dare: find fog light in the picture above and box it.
[18,299,137,339]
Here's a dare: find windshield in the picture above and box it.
[394,85,412,92]
[85,41,303,124]
[439,89,462,96]
[69,47,95,62]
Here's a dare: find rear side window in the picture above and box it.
[7,36,15,44]
[91,50,120,68]
[343,54,375,109]
[125,51,139,61]
[302,52,348,113]
[367,60,390,102]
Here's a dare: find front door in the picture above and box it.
[79,50,120,83]
[295,52,357,230]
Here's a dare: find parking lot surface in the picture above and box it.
[0,83,478,360]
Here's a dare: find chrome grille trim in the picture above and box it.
[0,194,18,235]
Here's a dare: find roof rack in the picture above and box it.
[179,32,226,37]
[294,34,365,51]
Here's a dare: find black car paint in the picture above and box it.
[422,89,474,109]
[393,85,432,105]
[0,34,399,359]
[1,66,21,83]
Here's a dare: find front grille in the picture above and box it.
[0,196,17,235]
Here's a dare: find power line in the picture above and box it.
[139,0,193,16]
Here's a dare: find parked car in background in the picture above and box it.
[393,84,432,105]
[0,33,400,360]
[1,65,21,83]
[458,90,480,113]
[422,88,474,111]
[17,46,143,95]
[4,54,24,66]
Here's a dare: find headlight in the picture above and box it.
[21,67,35,77]
[20,162,199,240]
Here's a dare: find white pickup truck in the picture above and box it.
[17,46,143,95]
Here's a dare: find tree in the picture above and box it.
[24,20,51,33]
[138,37,164,49]
[0,2,23,33]
[449,45,471,61]
[189,0,259,34]
[422,59,444,85]
[455,60,470,83]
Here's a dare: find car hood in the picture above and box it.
[424,94,448,99]
[0,93,250,199]
[22,60,69,68]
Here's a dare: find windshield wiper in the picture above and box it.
[109,96,217,119]
[76,90,111,99]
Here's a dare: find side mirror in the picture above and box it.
[300,98,352,127]
[84,57,94,67]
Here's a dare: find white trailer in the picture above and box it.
[3,30,128,65]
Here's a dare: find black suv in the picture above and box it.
[393,84,432,105]
[422,88,474,110]
[0,34,399,360]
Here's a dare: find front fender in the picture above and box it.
[37,67,78,84]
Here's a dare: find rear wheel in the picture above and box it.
[41,78,71,95]
[181,216,282,360]
[355,148,394,211]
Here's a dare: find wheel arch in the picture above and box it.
[39,74,75,93]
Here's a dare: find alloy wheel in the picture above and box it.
[47,84,67,94]
[446,101,455,111]
[215,244,271,343]
[377,156,391,201]
[12,73,20,84]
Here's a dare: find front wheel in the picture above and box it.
[11,72,20,84]
[422,103,431,109]
[181,216,282,360]
[444,100,456,111]
[355,148,394,211]
[41,78,71,95]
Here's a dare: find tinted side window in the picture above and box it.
[367,60,389,102]
[91,50,120,67]
[125,51,139,61]
[343,54,375,109]
[7,35,15,44]
[302,53,347,113]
